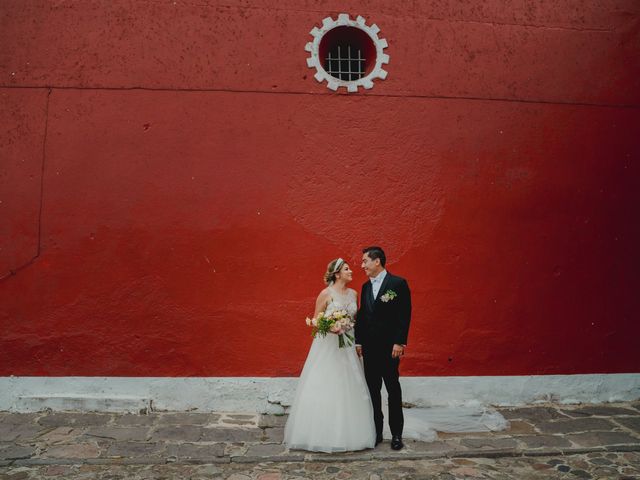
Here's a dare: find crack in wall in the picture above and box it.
[0,85,638,110]
[1,88,51,282]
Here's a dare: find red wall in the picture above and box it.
[1,1,639,377]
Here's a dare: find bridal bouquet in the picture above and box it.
[305,310,355,348]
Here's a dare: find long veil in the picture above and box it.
[381,397,509,442]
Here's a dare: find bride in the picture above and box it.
[283,258,376,452]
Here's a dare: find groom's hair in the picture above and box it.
[362,246,386,267]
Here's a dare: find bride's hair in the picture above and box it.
[324,258,345,285]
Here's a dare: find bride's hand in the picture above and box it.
[356,346,363,357]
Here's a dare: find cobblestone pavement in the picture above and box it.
[1,402,639,478]
[1,452,639,479]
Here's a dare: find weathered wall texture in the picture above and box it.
[1,1,639,377]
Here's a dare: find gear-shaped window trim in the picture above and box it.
[305,13,389,93]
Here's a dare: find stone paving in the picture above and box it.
[1,452,640,479]
[1,402,639,478]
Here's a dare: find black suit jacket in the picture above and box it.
[355,272,412,348]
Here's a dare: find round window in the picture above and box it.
[305,14,389,93]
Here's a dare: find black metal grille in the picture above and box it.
[324,45,366,81]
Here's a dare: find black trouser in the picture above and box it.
[363,344,404,437]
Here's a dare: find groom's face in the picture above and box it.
[361,253,381,278]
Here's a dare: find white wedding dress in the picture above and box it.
[284,287,376,452]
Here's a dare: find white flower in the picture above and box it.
[380,289,398,303]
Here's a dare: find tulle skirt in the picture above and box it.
[284,333,376,453]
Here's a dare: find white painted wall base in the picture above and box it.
[15,394,152,413]
[1,374,638,413]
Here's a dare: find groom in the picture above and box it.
[355,246,412,450]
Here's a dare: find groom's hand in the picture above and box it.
[392,344,405,358]
[356,346,363,357]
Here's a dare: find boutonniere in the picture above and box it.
[380,290,397,303]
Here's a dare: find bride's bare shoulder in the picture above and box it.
[347,288,358,297]
[317,287,332,299]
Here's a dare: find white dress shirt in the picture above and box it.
[370,269,387,300]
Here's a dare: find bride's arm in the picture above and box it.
[313,289,331,319]
[349,288,358,307]
[352,288,363,357]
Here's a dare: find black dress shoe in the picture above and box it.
[391,435,404,450]
[375,434,383,446]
